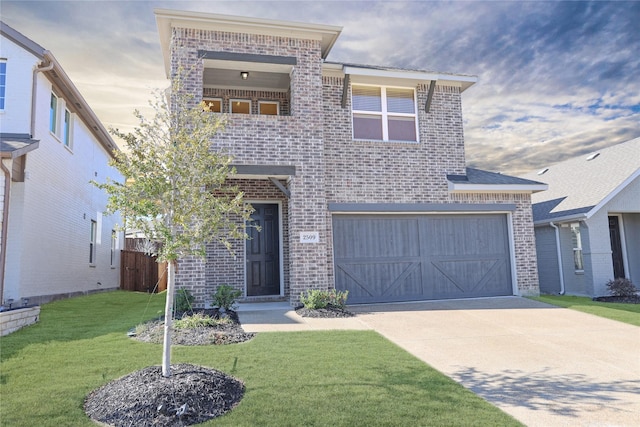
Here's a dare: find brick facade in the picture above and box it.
[164,13,540,306]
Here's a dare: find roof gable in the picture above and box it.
[521,137,640,222]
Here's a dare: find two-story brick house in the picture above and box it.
[155,9,546,306]
[0,22,123,308]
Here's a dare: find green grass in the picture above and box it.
[531,295,640,326]
[1,291,521,426]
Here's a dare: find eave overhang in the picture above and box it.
[448,182,549,194]
[40,52,119,158]
[155,8,342,77]
[338,64,478,92]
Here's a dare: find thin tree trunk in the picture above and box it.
[162,260,176,377]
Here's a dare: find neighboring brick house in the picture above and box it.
[0,22,123,307]
[155,9,547,306]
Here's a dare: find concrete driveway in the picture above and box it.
[349,297,640,427]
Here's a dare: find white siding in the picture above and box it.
[0,35,38,133]
[2,35,123,304]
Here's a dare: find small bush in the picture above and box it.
[300,289,349,310]
[212,284,242,311]
[174,313,232,329]
[606,278,638,297]
[175,288,195,313]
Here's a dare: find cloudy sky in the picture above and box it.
[3,0,639,175]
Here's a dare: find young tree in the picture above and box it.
[94,76,253,377]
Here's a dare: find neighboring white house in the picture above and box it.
[521,137,640,297]
[0,22,123,307]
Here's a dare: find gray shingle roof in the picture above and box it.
[520,137,640,223]
[448,167,546,186]
[0,134,40,158]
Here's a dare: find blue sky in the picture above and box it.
[3,0,639,175]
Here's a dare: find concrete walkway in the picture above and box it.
[237,297,640,426]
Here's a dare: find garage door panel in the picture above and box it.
[336,261,423,303]
[333,214,513,304]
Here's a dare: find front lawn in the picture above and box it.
[1,291,521,426]
[531,295,640,326]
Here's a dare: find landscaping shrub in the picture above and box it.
[173,312,232,329]
[175,287,195,313]
[300,289,349,310]
[212,284,242,312]
[606,278,638,297]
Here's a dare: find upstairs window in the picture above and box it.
[230,99,251,114]
[50,93,58,133]
[204,98,222,113]
[352,85,418,142]
[63,109,72,147]
[259,101,279,116]
[0,60,6,110]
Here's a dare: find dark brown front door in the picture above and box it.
[609,216,626,279]
[246,204,280,296]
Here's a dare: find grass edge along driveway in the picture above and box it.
[530,295,640,326]
[1,291,522,426]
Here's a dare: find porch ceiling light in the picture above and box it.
[240,71,249,80]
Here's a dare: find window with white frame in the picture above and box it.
[90,220,97,264]
[111,230,117,266]
[0,60,6,110]
[63,108,72,147]
[204,98,222,113]
[230,99,251,114]
[258,101,279,115]
[50,92,58,133]
[352,85,418,142]
[570,223,584,272]
[49,91,74,148]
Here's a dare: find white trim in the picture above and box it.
[203,97,222,113]
[506,211,519,296]
[351,84,419,143]
[230,99,251,114]
[610,213,630,279]
[244,200,284,297]
[448,182,548,193]
[343,65,477,92]
[586,169,640,219]
[258,100,279,116]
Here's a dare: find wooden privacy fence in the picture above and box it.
[121,250,167,293]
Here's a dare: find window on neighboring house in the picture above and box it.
[352,85,418,142]
[258,101,279,116]
[63,108,72,147]
[230,99,251,114]
[90,220,97,264]
[570,223,584,272]
[0,60,6,110]
[50,92,58,133]
[204,98,222,113]
[110,230,117,266]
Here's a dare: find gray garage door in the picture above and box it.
[333,214,513,304]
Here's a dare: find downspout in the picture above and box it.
[0,160,10,305]
[0,58,54,305]
[550,222,565,295]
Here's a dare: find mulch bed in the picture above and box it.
[84,364,244,426]
[295,304,354,318]
[592,295,640,304]
[132,309,255,346]
[86,306,353,425]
